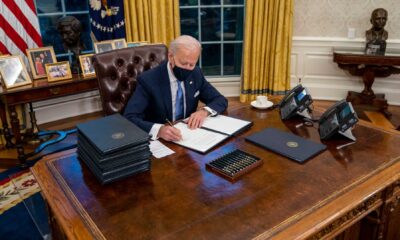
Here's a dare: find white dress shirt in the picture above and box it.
[149,62,216,140]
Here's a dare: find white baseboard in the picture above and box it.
[211,80,241,97]
[32,91,102,124]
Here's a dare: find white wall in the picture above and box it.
[291,0,400,105]
[291,37,400,105]
[293,0,400,39]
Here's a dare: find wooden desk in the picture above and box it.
[333,52,400,117]
[0,75,98,167]
[32,104,400,240]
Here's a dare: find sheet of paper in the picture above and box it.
[149,140,175,158]
[202,115,251,135]
[173,122,228,153]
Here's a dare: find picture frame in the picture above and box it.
[26,46,57,79]
[0,54,10,86]
[113,38,127,49]
[0,55,32,89]
[94,40,114,53]
[79,54,96,77]
[45,61,72,82]
[127,41,149,48]
[94,39,128,53]
[365,40,386,56]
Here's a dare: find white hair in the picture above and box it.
[169,35,201,54]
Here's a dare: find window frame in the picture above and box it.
[180,1,245,79]
[34,0,93,62]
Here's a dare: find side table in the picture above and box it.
[0,75,98,167]
[333,51,400,117]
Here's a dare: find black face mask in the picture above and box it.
[173,65,194,82]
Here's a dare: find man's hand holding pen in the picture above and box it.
[158,119,182,141]
[158,109,208,141]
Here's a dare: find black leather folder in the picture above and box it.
[78,148,150,184]
[76,114,150,155]
[245,128,326,163]
[77,133,149,163]
[77,142,151,171]
[76,114,152,184]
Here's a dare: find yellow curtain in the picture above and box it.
[240,0,294,102]
[124,0,181,46]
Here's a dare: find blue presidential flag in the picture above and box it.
[89,0,126,41]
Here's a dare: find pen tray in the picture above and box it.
[206,149,262,181]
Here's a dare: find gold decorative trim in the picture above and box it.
[46,154,106,240]
[307,192,382,240]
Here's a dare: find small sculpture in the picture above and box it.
[57,16,85,73]
[365,8,388,55]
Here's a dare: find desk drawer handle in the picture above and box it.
[50,88,60,95]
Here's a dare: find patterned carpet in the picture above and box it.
[0,132,77,239]
[0,166,48,240]
[0,170,41,214]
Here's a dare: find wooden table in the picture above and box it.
[0,75,98,167]
[333,51,400,117]
[32,103,400,240]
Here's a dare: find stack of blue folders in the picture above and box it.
[76,114,151,184]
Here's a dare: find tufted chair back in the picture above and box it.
[92,44,168,115]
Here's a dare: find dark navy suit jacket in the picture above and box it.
[123,61,228,132]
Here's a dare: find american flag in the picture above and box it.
[0,0,42,56]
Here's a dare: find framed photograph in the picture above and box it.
[45,61,72,82]
[26,46,57,79]
[0,55,32,89]
[127,41,149,48]
[0,55,10,86]
[94,40,114,53]
[79,54,95,77]
[113,38,127,49]
[365,40,386,56]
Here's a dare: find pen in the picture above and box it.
[165,118,174,127]
[166,118,183,141]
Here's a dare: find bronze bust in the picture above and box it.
[365,8,388,55]
[57,16,85,73]
[57,16,84,55]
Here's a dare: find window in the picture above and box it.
[180,0,244,77]
[35,0,93,62]
[35,0,244,77]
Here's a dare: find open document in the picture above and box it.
[173,115,252,153]
[173,122,228,153]
[201,115,252,136]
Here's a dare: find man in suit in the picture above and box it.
[124,35,228,141]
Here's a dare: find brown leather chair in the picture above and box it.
[92,44,168,115]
